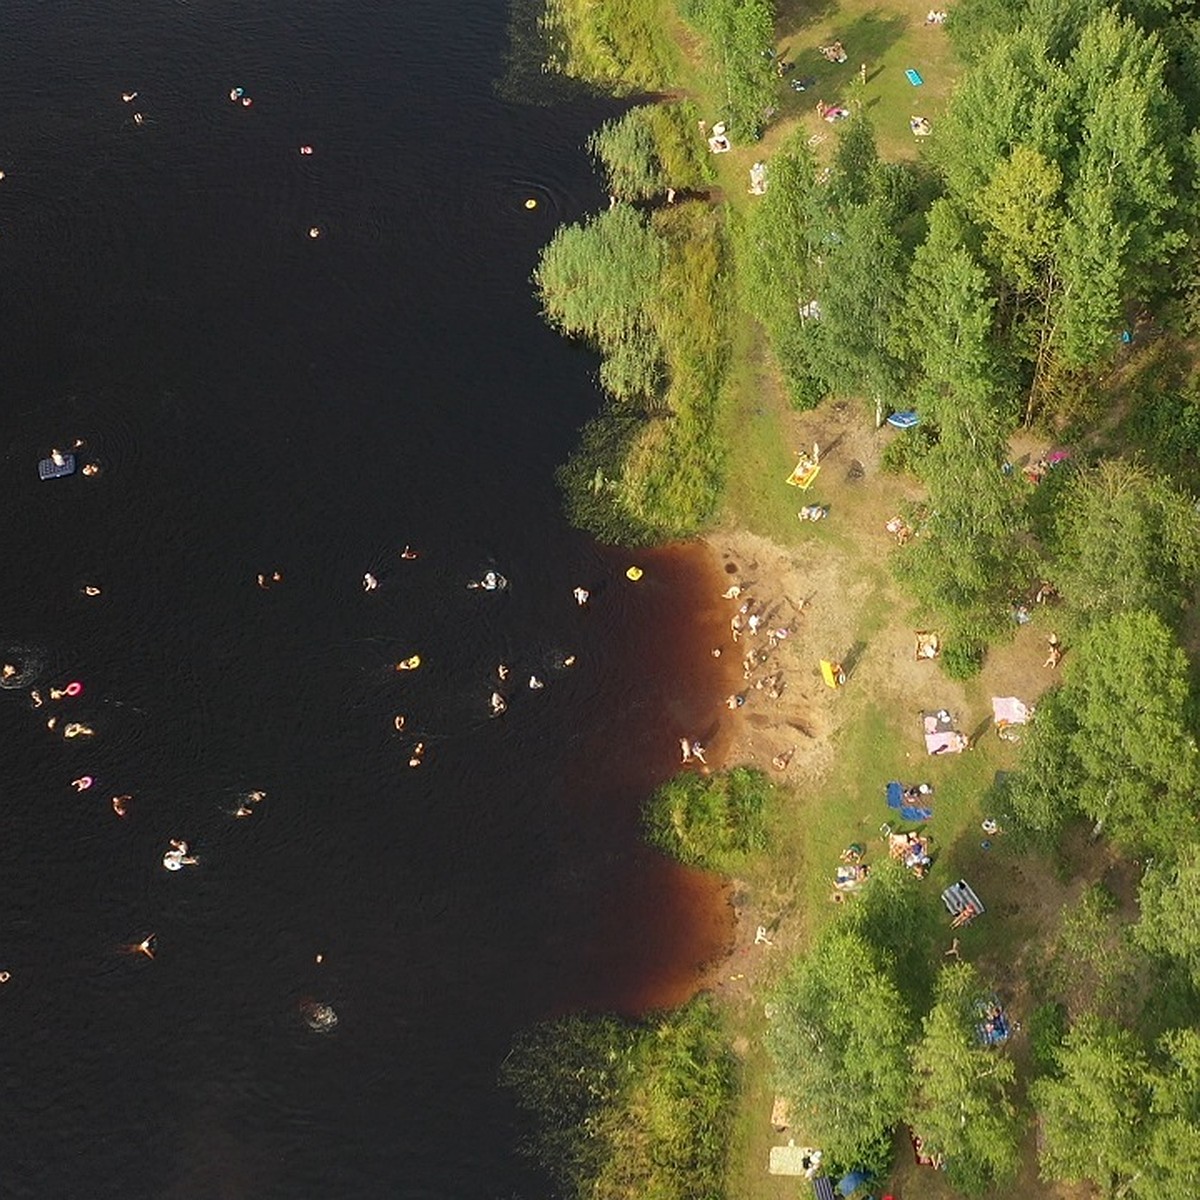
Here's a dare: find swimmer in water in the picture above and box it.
[71,776,94,791]
[133,113,144,126]
[257,573,268,589]
[573,587,589,606]
[163,839,199,870]
[63,723,95,739]
[469,570,506,592]
[272,570,283,583]
[83,585,101,597]
[497,664,509,681]
[230,87,244,101]
[81,462,100,476]
[563,654,576,667]
[363,572,378,591]
[112,794,130,817]
[395,655,421,671]
[47,717,57,731]
[408,742,425,768]
[2,663,16,680]
[30,690,43,708]
[490,692,507,716]
[393,714,406,731]
[528,675,544,690]
[122,91,138,103]
[235,790,264,818]
[136,934,156,959]
[400,545,419,559]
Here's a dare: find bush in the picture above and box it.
[644,765,771,870]
[941,639,985,679]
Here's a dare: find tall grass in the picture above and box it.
[542,0,681,92]
[620,202,733,537]
[588,101,715,200]
[501,996,735,1200]
[552,199,734,543]
[645,766,773,870]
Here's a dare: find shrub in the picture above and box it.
[941,639,985,679]
[644,766,772,870]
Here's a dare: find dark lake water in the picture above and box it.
[0,2,736,1196]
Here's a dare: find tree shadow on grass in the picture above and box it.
[834,9,910,66]
[779,9,909,111]
[774,0,839,39]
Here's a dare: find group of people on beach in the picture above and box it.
[675,576,804,774]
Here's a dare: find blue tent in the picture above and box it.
[838,1170,871,1196]
[886,410,919,429]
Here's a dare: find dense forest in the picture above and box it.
[504,0,1200,1196]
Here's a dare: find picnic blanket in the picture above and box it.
[922,710,967,754]
[886,781,933,821]
[991,696,1030,726]
[976,1010,1010,1046]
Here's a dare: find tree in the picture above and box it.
[1009,610,1198,857]
[904,200,1005,420]
[1031,1014,1151,1194]
[534,205,665,403]
[1142,1029,1200,1194]
[738,134,827,406]
[1061,610,1195,856]
[1005,686,1083,841]
[932,7,1189,420]
[813,200,909,425]
[766,926,912,1170]
[911,964,1022,1194]
[1052,459,1200,621]
[1136,842,1200,988]
[679,0,776,137]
